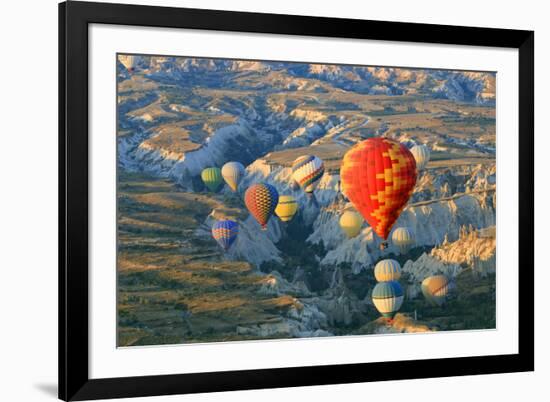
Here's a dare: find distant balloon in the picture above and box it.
[211,220,239,251]
[201,167,223,192]
[221,161,245,192]
[374,259,402,282]
[372,281,404,319]
[364,230,375,245]
[119,55,139,73]
[245,183,279,230]
[292,155,325,196]
[275,195,298,222]
[391,227,414,252]
[340,138,417,240]
[421,275,451,306]
[410,144,430,171]
[339,210,363,238]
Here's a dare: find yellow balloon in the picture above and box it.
[374,259,402,282]
[275,195,298,222]
[339,210,363,238]
[421,275,451,306]
[119,55,139,72]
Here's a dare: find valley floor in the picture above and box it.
[117,171,495,347]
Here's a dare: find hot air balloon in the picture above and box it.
[244,183,279,230]
[374,259,402,282]
[201,167,223,192]
[391,227,414,253]
[372,281,404,319]
[340,137,417,242]
[275,195,298,222]
[211,220,239,251]
[291,155,325,196]
[410,144,430,171]
[421,275,451,306]
[119,55,139,73]
[339,210,363,238]
[221,161,245,192]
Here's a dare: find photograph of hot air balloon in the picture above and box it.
[116,53,496,347]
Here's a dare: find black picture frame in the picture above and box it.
[59,1,534,400]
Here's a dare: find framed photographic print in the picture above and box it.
[59,1,534,400]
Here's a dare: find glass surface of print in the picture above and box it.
[117,54,496,347]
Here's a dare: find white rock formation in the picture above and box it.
[308,191,494,273]
[402,225,496,299]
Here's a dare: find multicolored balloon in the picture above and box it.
[410,144,430,171]
[291,155,325,196]
[221,161,245,192]
[421,275,451,306]
[244,183,279,230]
[275,195,298,222]
[391,227,414,252]
[339,210,363,238]
[372,281,404,319]
[211,220,239,251]
[340,138,417,240]
[374,259,402,282]
[201,167,223,192]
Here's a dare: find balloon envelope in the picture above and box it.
[340,138,417,240]
[421,275,451,306]
[119,55,139,72]
[201,167,223,192]
[392,227,414,251]
[211,220,239,251]
[275,195,298,222]
[410,144,430,170]
[245,183,279,230]
[339,210,363,238]
[292,155,325,195]
[374,259,402,282]
[221,161,245,192]
[372,281,404,318]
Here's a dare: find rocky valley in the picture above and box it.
[116,55,496,346]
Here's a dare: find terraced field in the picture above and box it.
[117,172,304,346]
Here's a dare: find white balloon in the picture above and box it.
[410,144,430,170]
[221,161,245,192]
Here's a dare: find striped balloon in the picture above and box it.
[291,155,325,195]
[221,161,245,192]
[244,183,279,230]
[374,259,402,282]
[275,195,298,222]
[340,138,417,240]
[391,227,414,252]
[410,144,430,170]
[372,281,404,319]
[421,275,451,306]
[211,220,239,251]
[201,167,223,192]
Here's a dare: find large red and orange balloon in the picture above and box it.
[244,183,279,230]
[340,138,417,240]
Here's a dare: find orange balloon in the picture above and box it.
[340,138,417,240]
